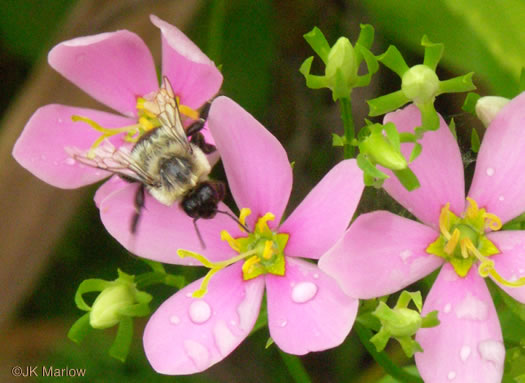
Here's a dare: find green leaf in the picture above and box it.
[332,133,346,147]
[74,279,111,312]
[462,92,481,114]
[303,27,331,64]
[367,90,409,117]
[498,287,525,321]
[471,128,481,153]
[278,350,313,383]
[378,45,410,77]
[67,313,92,344]
[520,68,525,93]
[109,317,133,362]
[448,118,458,140]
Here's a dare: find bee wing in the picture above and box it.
[155,77,193,153]
[65,141,157,186]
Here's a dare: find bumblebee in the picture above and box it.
[68,78,225,237]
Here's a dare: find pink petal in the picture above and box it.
[383,105,465,227]
[12,104,135,188]
[207,97,292,228]
[97,180,242,264]
[144,263,265,374]
[487,230,525,303]
[151,15,223,109]
[469,92,525,224]
[280,159,364,260]
[265,257,358,354]
[318,211,443,299]
[415,264,504,383]
[48,30,158,117]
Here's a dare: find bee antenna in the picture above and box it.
[216,210,251,233]
[193,218,206,249]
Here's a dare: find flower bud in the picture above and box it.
[475,96,510,128]
[382,307,422,337]
[401,64,439,104]
[325,37,358,92]
[360,133,407,171]
[89,283,136,329]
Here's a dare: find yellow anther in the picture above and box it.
[439,203,452,240]
[465,197,480,219]
[220,230,240,252]
[242,255,260,276]
[483,212,502,231]
[255,212,276,235]
[262,240,274,260]
[139,116,156,132]
[459,238,471,259]
[179,104,200,121]
[444,228,460,255]
[239,208,252,229]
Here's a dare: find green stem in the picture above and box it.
[339,97,355,158]
[278,350,313,383]
[207,0,226,64]
[354,323,423,383]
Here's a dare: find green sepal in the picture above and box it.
[367,90,409,117]
[471,128,481,153]
[356,153,389,182]
[478,235,500,257]
[356,24,375,52]
[135,271,185,289]
[67,313,92,344]
[462,92,481,115]
[354,44,379,88]
[397,291,422,311]
[399,132,417,143]
[384,122,401,152]
[370,327,390,352]
[448,118,458,140]
[109,317,133,362]
[142,259,166,274]
[409,143,422,163]
[333,68,350,101]
[418,102,439,132]
[332,133,346,147]
[74,279,112,311]
[397,336,423,358]
[363,172,383,188]
[421,35,444,71]
[392,167,420,191]
[299,57,329,89]
[519,67,525,94]
[303,27,331,64]
[377,45,410,77]
[118,301,152,318]
[450,257,475,277]
[421,310,440,328]
[438,72,476,94]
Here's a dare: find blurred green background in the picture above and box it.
[2,0,525,382]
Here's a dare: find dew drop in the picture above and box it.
[478,340,505,367]
[236,282,260,331]
[447,371,456,380]
[213,320,237,356]
[169,315,180,325]
[53,160,59,166]
[498,195,505,201]
[486,167,495,176]
[40,154,47,161]
[313,273,319,279]
[183,340,210,370]
[460,345,471,361]
[189,300,212,324]
[279,319,287,327]
[454,293,488,321]
[291,282,318,304]
[75,53,87,63]
[443,303,452,313]
[57,117,63,123]
[65,157,76,166]
[399,249,413,262]
[185,292,193,298]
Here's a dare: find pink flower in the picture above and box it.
[12,15,222,258]
[320,96,525,383]
[140,96,364,374]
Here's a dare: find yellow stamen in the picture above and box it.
[220,230,240,252]
[178,104,200,121]
[465,197,480,219]
[262,240,274,260]
[483,212,502,231]
[242,256,261,276]
[191,268,220,298]
[444,228,460,255]
[459,238,470,259]
[439,203,452,240]
[256,212,275,235]
[239,208,252,231]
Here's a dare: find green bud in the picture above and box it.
[382,307,422,337]
[401,64,439,104]
[325,37,358,92]
[475,96,510,128]
[360,132,407,171]
[90,283,136,329]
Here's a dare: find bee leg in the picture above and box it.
[190,131,217,154]
[186,118,206,137]
[193,218,206,249]
[131,184,145,234]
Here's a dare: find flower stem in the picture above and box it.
[278,350,312,383]
[339,97,355,158]
[207,0,226,64]
[354,322,423,383]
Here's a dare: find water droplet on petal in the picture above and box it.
[399,249,413,263]
[291,282,318,304]
[185,292,193,298]
[486,167,495,176]
[53,160,59,166]
[460,345,471,361]
[454,293,488,321]
[478,340,505,367]
[183,340,210,370]
[40,154,47,161]
[447,371,456,380]
[169,315,180,325]
[189,300,212,324]
[279,319,287,327]
[313,273,319,279]
[213,320,237,356]
[65,157,77,166]
[443,303,452,313]
[498,195,505,201]
[236,282,261,331]
[57,117,63,123]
